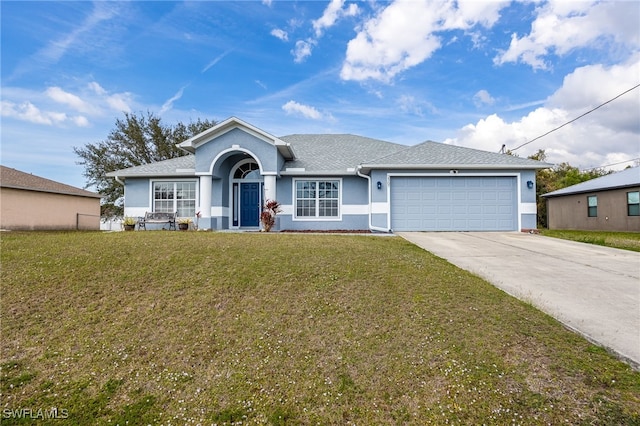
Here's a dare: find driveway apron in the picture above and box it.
[398,232,640,369]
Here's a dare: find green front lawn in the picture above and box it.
[540,229,640,252]
[1,232,639,425]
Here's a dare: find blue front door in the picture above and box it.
[240,183,260,227]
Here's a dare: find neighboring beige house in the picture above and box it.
[0,165,102,231]
[542,167,640,232]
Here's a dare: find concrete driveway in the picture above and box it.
[398,232,640,369]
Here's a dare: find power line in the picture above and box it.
[510,84,640,152]
[582,157,640,172]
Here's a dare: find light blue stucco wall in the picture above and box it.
[195,128,284,176]
[275,174,369,231]
[124,178,149,208]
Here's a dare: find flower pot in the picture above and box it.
[178,223,189,231]
[124,224,135,231]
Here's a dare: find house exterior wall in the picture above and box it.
[195,128,283,175]
[0,187,100,230]
[276,175,369,231]
[546,187,640,231]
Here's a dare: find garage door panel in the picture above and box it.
[391,176,517,231]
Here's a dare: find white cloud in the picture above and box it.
[45,86,98,114]
[104,92,132,113]
[282,100,323,120]
[473,90,495,107]
[1,100,69,126]
[202,50,232,73]
[291,0,358,63]
[8,2,124,81]
[71,115,90,127]
[270,28,288,42]
[292,40,314,63]
[89,81,132,113]
[88,81,107,96]
[1,80,134,127]
[341,0,507,82]
[444,59,640,169]
[494,1,640,69]
[160,87,186,115]
[396,95,436,117]
[312,0,359,37]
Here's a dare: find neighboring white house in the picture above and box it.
[107,117,549,232]
[0,165,102,231]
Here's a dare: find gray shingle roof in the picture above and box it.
[0,165,101,198]
[105,155,196,177]
[361,141,550,170]
[106,132,551,178]
[542,167,640,198]
[280,134,404,173]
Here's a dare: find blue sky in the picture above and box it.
[2,0,639,189]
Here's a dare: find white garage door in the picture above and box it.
[391,176,517,231]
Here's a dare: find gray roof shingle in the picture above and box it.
[105,155,196,177]
[362,140,549,170]
[542,167,640,198]
[106,132,551,178]
[0,165,101,198]
[280,134,404,173]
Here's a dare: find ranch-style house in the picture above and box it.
[106,117,549,232]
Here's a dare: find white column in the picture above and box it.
[263,174,277,202]
[199,175,212,225]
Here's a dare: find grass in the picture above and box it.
[540,229,640,252]
[1,231,639,425]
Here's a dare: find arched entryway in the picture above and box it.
[230,159,262,228]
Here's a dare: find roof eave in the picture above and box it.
[0,185,103,198]
[359,163,550,173]
[542,183,640,198]
[178,117,294,159]
[279,170,357,176]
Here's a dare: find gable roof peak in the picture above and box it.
[178,116,294,159]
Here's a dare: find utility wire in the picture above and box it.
[510,84,640,152]
[582,157,640,172]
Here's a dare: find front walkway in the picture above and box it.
[398,232,640,369]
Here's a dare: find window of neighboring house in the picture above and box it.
[294,179,340,219]
[628,191,640,216]
[153,181,197,217]
[587,195,598,217]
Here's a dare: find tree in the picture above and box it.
[528,150,611,228]
[74,112,216,216]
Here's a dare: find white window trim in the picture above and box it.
[292,178,342,221]
[149,179,199,218]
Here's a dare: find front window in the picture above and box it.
[234,161,260,179]
[628,191,639,216]
[587,195,597,217]
[153,181,197,217]
[295,179,340,219]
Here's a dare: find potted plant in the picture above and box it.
[177,217,192,231]
[122,216,137,231]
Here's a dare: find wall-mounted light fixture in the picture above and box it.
[527,180,534,189]
[377,181,382,190]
